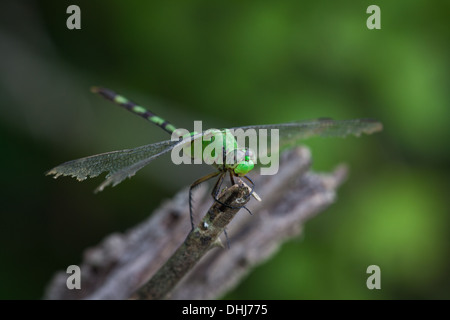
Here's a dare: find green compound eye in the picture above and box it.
[234,160,254,176]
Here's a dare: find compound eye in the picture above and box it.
[234,160,255,176]
[245,148,256,163]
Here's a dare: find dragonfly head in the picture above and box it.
[233,148,255,176]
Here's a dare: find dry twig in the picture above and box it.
[44,147,348,300]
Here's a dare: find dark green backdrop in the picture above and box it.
[0,0,449,299]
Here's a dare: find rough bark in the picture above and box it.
[44,147,348,300]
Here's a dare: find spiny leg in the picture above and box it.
[221,145,227,172]
[228,171,250,211]
[211,172,226,199]
[239,175,256,215]
[227,171,255,199]
[232,173,255,215]
[189,171,221,230]
[237,174,261,202]
[210,171,253,216]
[229,170,236,185]
[210,172,231,248]
[242,175,255,199]
[210,171,246,216]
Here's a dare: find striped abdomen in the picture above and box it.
[91,87,177,135]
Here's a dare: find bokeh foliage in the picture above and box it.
[0,0,449,299]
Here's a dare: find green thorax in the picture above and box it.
[184,129,255,176]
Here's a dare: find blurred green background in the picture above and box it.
[1,0,449,299]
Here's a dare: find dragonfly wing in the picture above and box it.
[229,118,383,155]
[46,139,180,191]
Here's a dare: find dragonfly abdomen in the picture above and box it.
[91,87,177,135]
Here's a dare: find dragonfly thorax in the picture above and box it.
[196,129,255,176]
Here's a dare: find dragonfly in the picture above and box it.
[47,87,383,230]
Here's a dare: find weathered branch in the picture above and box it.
[131,183,250,300]
[44,147,348,300]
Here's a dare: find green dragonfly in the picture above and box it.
[47,87,383,230]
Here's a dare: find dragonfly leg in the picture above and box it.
[189,171,221,230]
[239,175,256,215]
[221,146,227,171]
[211,172,253,216]
[228,171,253,214]
[229,171,236,185]
[242,175,255,200]
[211,172,226,199]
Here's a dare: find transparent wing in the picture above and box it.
[229,118,383,157]
[46,139,181,192]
